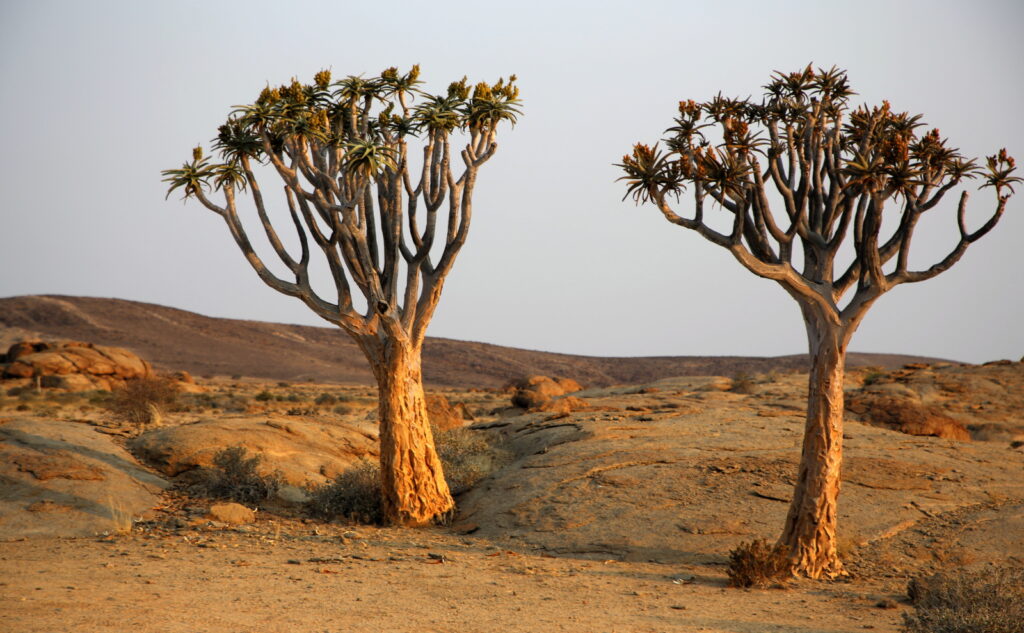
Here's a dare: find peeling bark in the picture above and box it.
[365,339,454,526]
[779,311,847,579]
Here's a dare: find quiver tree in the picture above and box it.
[163,66,520,526]
[618,65,1018,578]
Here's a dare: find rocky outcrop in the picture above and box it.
[0,419,168,538]
[508,375,585,411]
[207,502,256,525]
[535,395,590,415]
[425,394,472,431]
[129,416,380,486]
[1,340,152,391]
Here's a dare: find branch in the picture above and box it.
[888,191,1008,285]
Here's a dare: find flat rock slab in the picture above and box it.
[129,416,379,486]
[0,419,168,539]
[459,375,1024,564]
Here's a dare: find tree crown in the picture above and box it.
[618,65,1017,327]
[163,66,520,343]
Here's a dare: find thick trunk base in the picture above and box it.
[778,325,847,579]
[372,344,454,527]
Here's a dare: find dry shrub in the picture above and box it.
[846,393,971,441]
[730,372,756,394]
[108,376,179,425]
[903,566,1024,633]
[305,461,383,525]
[192,446,282,506]
[106,495,134,535]
[315,392,338,406]
[434,425,511,494]
[727,539,791,588]
[305,427,509,524]
[862,368,887,386]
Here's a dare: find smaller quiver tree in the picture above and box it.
[618,65,1018,578]
[163,66,520,526]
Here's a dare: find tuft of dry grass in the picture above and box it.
[191,446,282,506]
[305,427,510,525]
[105,495,134,535]
[108,376,179,426]
[729,372,756,394]
[305,461,383,525]
[903,566,1024,633]
[727,539,792,588]
[433,425,512,495]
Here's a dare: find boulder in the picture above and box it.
[208,502,255,525]
[508,375,584,411]
[512,389,551,410]
[0,418,169,538]
[130,416,379,486]
[426,394,469,431]
[509,375,582,398]
[171,370,195,384]
[40,373,104,391]
[2,340,152,389]
[536,395,590,415]
[164,370,206,394]
[5,341,52,362]
[554,377,584,393]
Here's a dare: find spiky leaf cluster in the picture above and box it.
[619,65,1017,318]
[618,66,1002,207]
[163,66,521,200]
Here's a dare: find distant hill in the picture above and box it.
[0,295,954,388]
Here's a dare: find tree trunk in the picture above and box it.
[778,312,847,579]
[367,339,454,527]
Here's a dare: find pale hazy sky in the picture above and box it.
[1,0,1022,363]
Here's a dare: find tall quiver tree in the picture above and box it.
[163,67,521,526]
[618,66,1018,578]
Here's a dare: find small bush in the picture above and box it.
[333,404,355,416]
[88,390,112,405]
[108,376,179,425]
[222,394,250,413]
[315,392,338,406]
[181,392,220,410]
[304,427,510,525]
[730,372,756,394]
[434,426,511,494]
[254,390,274,402]
[863,369,887,386]
[727,539,791,588]
[192,446,282,505]
[306,461,383,525]
[902,566,1024,633]
[16,387,40,401]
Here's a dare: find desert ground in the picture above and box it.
[2,344,1022,632]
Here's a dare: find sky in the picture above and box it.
[1,0,1022,364]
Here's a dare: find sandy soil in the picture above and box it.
[2,362,1023,632]
[1,518,909,633]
